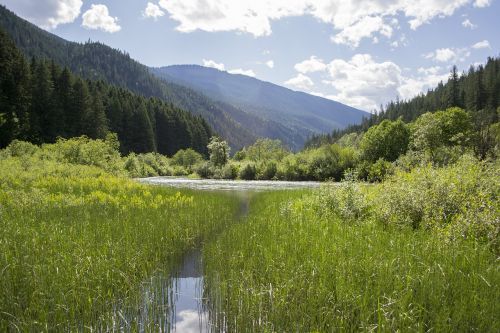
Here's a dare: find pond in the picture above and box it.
[136,177,321,332]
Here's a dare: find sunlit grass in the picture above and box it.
[0,156,239,331]
[204,190,500,332]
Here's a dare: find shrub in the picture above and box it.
[367,158,393,182]
[256,161,277,180]
[196,161,213,179]
[314,172,370,223]
[221,163,238,179]
[239,163,257,180]
[374,155,499,239]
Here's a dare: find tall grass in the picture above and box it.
[204,164,499,331]
[0,156,239,331]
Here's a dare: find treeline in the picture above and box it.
[0,28,211,155]
[307,56,500,147]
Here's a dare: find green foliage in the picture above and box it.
[171,148,204,170]
[374,156,499,248]
[208,136,230,167]
[239,163,257,180]
[241,138,288,162]
[360,119,410,162]
[313,173,370,222]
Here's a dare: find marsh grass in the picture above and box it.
[0,156,239,331]
[204,188,499,332]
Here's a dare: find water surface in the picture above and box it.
[139,177,322,191]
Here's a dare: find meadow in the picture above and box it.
[204,157,499,332]
[0,142,239,331]
[0,137,498,332]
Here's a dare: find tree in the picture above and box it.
[208,136,230,167]
[360,119,410,162]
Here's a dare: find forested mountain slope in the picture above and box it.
[0,28,212,155]
[0,5,259,150]
[307,59,500,147]
[153,65,368,147]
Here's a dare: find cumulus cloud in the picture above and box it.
[143,2,165,20]
[462,18,477,29]
[202,59,225,71]
[156,0,481,47]
[228,68,256,77]
[472,40,491,49]
[424,47,470,63]
[284,73,314,90]
[473,0,491,7]
[331,16,392,47]
[82,4,121,33]
[0,0,82,29]
[294,56,327,74]
[291,54,451,111]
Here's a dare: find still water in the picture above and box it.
[135,177,321,332]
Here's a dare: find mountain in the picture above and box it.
[0,5,259,151]
[0,5,366,151]
[0,27,212,155]
[152,65,368,148]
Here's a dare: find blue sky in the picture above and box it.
[2,0,498,111]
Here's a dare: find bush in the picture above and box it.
[3,140,39,157]
[314,172,370,223]
[256,162,277,180]
[374,155,499,243]
[221,163,238,179]
[367,158,393,182]
[171,148,203,170]
[239,163,257,180]
[196,161,213,178]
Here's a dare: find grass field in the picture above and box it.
[0,156,239,331]
[204,165,499,332]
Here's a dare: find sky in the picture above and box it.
[1,0,498,112]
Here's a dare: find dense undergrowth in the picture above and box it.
[0,141,239,331]
[204,157,499,332]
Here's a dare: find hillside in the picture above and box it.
[306,59,500,147]
[0,5,259,150]
[153,65,368,147]
[0,28,212,155]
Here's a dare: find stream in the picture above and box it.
[133,178,321,332]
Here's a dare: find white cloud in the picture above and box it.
[472,40,491,49]
[143,2,165,20]
[424,47,470,63]
[157,0,479,47]
[0,0,82,29]
[265,60,275,69]
[82,4,121,33]
[284,73,314,90]
[331,16,392,47]
[473,0,491,7]
[228,68,256,77]
[202,59,225,71]
[292,54,451,111]
[462,18,477,29]
[294,56,327,74]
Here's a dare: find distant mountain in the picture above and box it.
[0,5,260,150]
[0,5,366,151]
[153,65,368,148]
